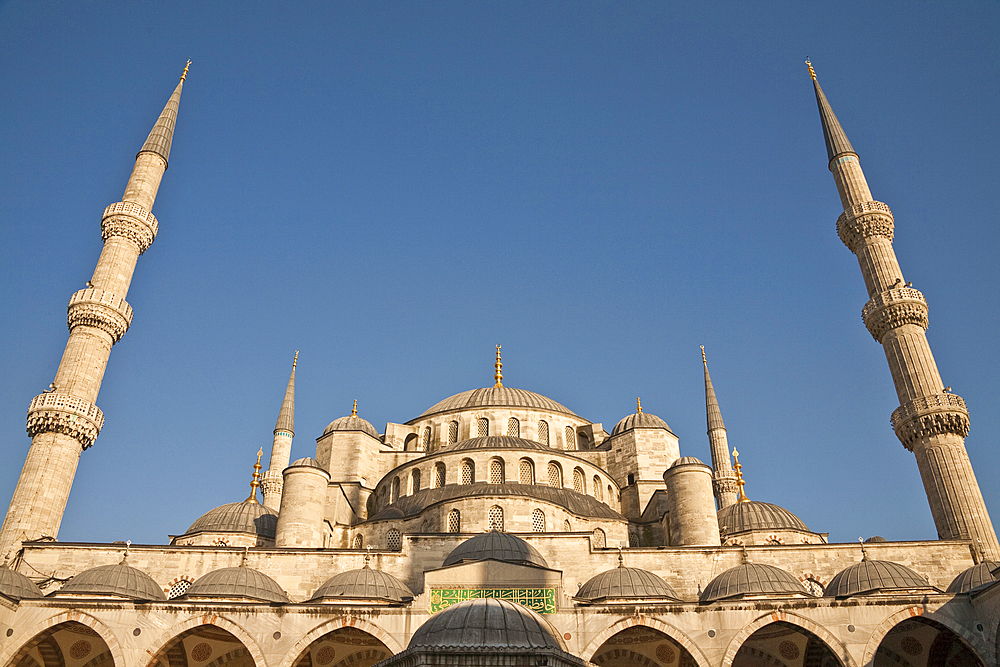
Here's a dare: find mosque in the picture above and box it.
[0,60,998,667]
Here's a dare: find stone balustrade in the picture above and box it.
[861,287,928,341]
[101,201,159,253]
[26,392,105,449]
[837,200,894,252]
[891,393,969,451]
[67,288,133,342]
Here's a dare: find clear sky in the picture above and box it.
[0,1,997,547]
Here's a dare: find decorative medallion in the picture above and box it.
[69,641,92,659]
[315,646,336,665]
[900,637,923,656]
[190,643,213,662]
[656,644,676,663]
[779,641,799,660]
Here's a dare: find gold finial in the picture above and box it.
[700,345,707,365]
[494,344,503,388]
[292,350,298,370]
[636,397,642,414]
[351,399,358,417]
[180,59,191,82]
[246,449,263,503]
[805,59,817,81]
[732,448,748,502]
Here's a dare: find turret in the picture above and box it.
[275,458,330,548]
[0,64,190,556]
[662,457,721,547]
[807,61,999,558]
[701,347,738,508]
[261,352,297,508]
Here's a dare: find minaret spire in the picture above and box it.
[701,346,738,508]
[262,351,297,509]
[808,63,999,558]
[0,67,188,556]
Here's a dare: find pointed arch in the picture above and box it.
[1,612,125,667]
[580,616,710,667]
[862,606,989,667]
[277,617,403,667]
[141,615,266,667]
[721,611,855,667]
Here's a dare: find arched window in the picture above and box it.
[594,476,603,501]
[627,473,636,486]
[537,420,549,445]
[488,505,504,531]
[404,433,418,451]
[547,462,562,488]
[519,458,535,485]
[390,476,400,503]
[573,468,585,494]
[461,459,475,485]
[564,519,572,531]
[592,528,606,548]
[166,578,193,599]
[531,508,546,532]
[565,426,575,449]
[386,529,402,551]
[477,417,489,437]
[433,462,446,488]
[448,420,459,445]
[507,417,519,437]
[489,458,504,484]
[447,509,461,533]
[353,534,363,549]
[607,484,614,501]
[411,468,421,494]
[421,426,431,449]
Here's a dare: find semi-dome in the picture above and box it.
[186,566,289,603]
[947,561,999,594]
[413,386,577,420]
[323,414,379,438]
[442,436,549,452]
[0,566,43,600]
[612,411,672,436]
[409,597,561,650]
[825,559,931,598]
[310,566,413,603]
[718,500,809,534]
[56,560,165,600]
[576,566,679,602]
[443,531,548,568]
[700,562,808,602]
[185,500,278,539]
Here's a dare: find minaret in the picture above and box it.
[0,63,189,556]
[807,61,999,558]
[701,346,738,509]
[261,352,297,509]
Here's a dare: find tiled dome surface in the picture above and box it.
[947,561,999,594]
[310,567,412,602]
[611,412,671,435]
[0,567,43,600]
[414,387,577,420]
[408,598,561,649]
[577,567,679,601]
[186,501,278,538]
[825,560,930,597]
[186,566,289,603]
[701,563,807,602]
[323,414,379,438]
[443,531,548,568]
[717,501,809,534]
[57,562,165,600]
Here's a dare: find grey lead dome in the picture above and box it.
[310,567,413,603]
[323,414,379,438]
[700,563,807,602]
[0,566,44,600]
[408,597,561,649]
[825,560,931,598]
[185,500,278,539]
[443,531,548,568]
[56,561,165,600]
[717,500,809,534]
[611,411,672,436]
[576,566,680,601]
[414,386,577,420]
[186,566,289,603]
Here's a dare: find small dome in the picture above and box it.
[185,500,278,538]
[718,500,809,534]
[701,563,807,602]
[947,561,999,594]
[612,412,671,436]
[442,436,549,452]
[576,567,679,601]
[56,561,165,600]
[825,559,930,598]
[310,567,413,603]
[409,597,561,650]
[443,531,548,568]
[186,566,288,603]
[0,566,43,600]
[864,536,888,543]
[670,456,706,468]
[290,457,325,469]
[323,414,379,438]
[415,386,578,420]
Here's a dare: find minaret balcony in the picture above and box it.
[861,287,928,342]
[891,393,969,451]
[836,200,894,252]
[101,201,158,253]
[67,288,133,343]
[26,392,104,449]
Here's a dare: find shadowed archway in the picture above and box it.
[146,625,255,667]
[5,621,113,667]
[874,616,984,667]
[289,627,393,667]
[588,626,700,667]
[731,621,844,667]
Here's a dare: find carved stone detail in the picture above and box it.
[260,470,283,499]
[891,393,969,451]
[837,200,894,253]
[861,287,928,341]
[101,201,158,254]
[26,393,105,449]
[66,288,133,343]
[713,475,739,496]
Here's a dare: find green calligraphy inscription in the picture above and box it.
[430,587,556,614]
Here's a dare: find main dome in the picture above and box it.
[442,436,549,452]
[413,386,578,420]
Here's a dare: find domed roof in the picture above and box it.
[323,414,379,438]
[413,386,577,420]
[825,559,931,598]
[947,561,999,594]
[185,500,278,538]
[0,566,43,600]
[612,412,671,436]
[864,536,888,543]
[700,562,808,602]
[290,457,325,469]
[670,456,707,468]
[186,566,289,603]
[718,500,809,535]
[310,566,413,603]
[56,560,165,600]
[409,597,561,650]
[443,531,548,568]
[442,436,549,452]
[576,566,679,601]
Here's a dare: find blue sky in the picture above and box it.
[0,1,997,546]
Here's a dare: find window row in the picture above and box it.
[355,522,608,551]
[414,419,573,447]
